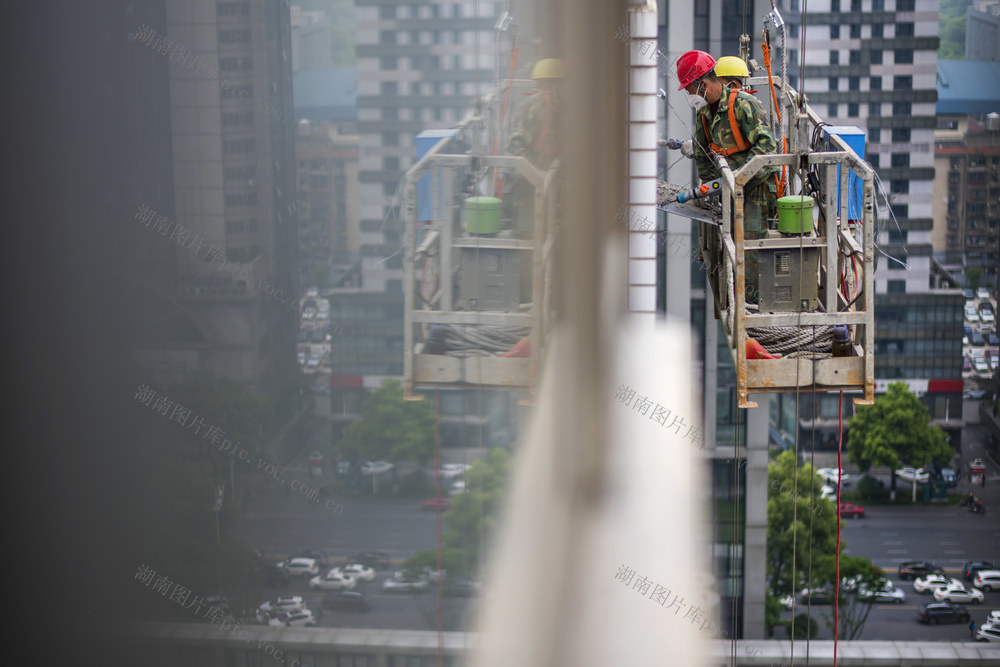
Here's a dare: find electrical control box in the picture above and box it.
[456,248,521,312]
[757,230,820,312]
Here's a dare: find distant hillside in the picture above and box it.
[939,0,970,60]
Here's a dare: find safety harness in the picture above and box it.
[700,89,750,157]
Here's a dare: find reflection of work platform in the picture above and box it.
[658,79,875,408]
[402,85,558,398]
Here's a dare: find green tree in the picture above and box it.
[967,266,982,291]
[938,0,969,60]
[767,449,838,596]
[846,382,953,500]
[341,379,435,465]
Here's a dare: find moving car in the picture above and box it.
[838,502,865,518]
[895,467,929,484]
[282,557,320,579]
[973,570,1000,592]
[332,563,375,582]
[898,561,945,581]
[310,570,357,591]
[269,610,317,627]
[933,583,985,604]
[916,602,969,625]
[857,581,906,604]
[383,571,431,593]
[295,549,331,569]
[963,560,997,582]
[322,591,371,612]
[348,551,390,570]
[913,574,963,594]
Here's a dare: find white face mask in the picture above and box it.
[684,89,707,110]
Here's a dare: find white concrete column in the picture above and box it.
[743,393,771,639]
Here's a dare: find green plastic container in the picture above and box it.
[465,196,502,234]
[777,195,814,234]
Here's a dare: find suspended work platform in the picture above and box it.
[660,77,876,408]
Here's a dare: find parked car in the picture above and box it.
[971,330,986,346]
[282,557,320,579]
[817,467,850,487]
[963,289,975,299]
[916,602,969,625]
[964,561,997,582]
[933,583,985,604]
[976,625,1000,642]
[895,468,929,484]
[348,551,390,570]
[302,306,317,321]
[297,328,311,343]
[322,591,371,612]
[269,609,317,627]
[332,563,375,582]
[963,356,973,372]
[973,570,1000,592]
[967,309,981,323]
[259,596,306,615]
[857,582,906,604]
[973,356,990,373]
[913,574,963,594]
[838,502,865,518]
[898,561,945,581]
[310,327,327,343]
[309,570,357,591]
[977,286,992,299]
[987,332,1000,346]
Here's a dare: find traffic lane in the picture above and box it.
[838,506,1000,575]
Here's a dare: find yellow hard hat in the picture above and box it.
[714,56,751,78]
[531,58,565,80]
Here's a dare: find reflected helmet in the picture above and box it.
[531,58,565,80]
[715,56,751,78]
[676,50,716,90]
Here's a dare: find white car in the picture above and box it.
[895,467,929,483]
[361,460,394,475]
[283,557,320,579]
[990,610,1000,623]
[302,306,317,321]
[269,609,317,627]
[440,463,472,478]
[820,485,836,500]
[259,596,306,614]
[967,309,981,323]
[933,583,985,604]
[383,571,431,593]
[317,300,330,319]
[981,310,996,324]
[976,625,1000,642]
[333,563,375,582]
[913,574,963,594]
[977,287,992,299]
[857,582,906,604]
[816,468,850,487]
[973,356,990,373]
[973,570,1000,592]
[310,570,357,591]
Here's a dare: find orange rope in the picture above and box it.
[493,44,519,199]
[762,40,787,198]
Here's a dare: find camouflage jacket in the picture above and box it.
[507,91,560,170]
[693,90,778,189]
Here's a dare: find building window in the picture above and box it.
[868,153,880,168]
[384,157,399,172]
[383,132,399,146]
[380,81,398,96]
[890,153,910,168]
[897,0,914,10]
[893,102,911,116]
[828,76,839,91]
[379,30,395,44]
[220,56,252,71]
[870,76,883,90]
[887,280,906,294]
[218,29,251,43]
[383,182,397,197]
[848,102,859,117]
[828,103,838,117]
[870,50,883,64]
[217,2,250,17]
[891,179,909,194]
[831,0,841,11]
[895,49,913,64]
[222,111,254,126]
[220,83,253,99]
[224,165,256,180]
[830,24,840,39]
[896,22,914,37]
[380,56,397,70]
[850,0,862,11]
[378,5,395,19]
[891,127,911,142]
[223,139,255,153]
[888,230,907,244]
[848,76,859,91]
[893,204,908,219]
[868,102,881,116]
[872,23,883,37]
[850,25,861,39]
[849,50,861,65]
[869,128,880,143]
[830,51,840,65]
[893,75,913,89]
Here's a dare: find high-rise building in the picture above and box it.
[967,0,1000,61]
[125,0,300,415]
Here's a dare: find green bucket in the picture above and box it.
[777,195,814,234]
[465,196,502,234]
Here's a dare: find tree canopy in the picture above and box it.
[340,379,435,465]
[846,382,952,494]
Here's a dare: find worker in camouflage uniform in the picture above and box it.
[506,57,563,239]
[677,50,778,305]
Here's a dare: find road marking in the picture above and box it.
[887,549,908,554]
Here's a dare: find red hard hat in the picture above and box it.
[676,50,717,90]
